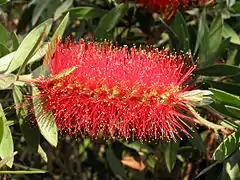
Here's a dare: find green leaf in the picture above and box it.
[171,11,190,52]
[52,13,69,47]
[199,13,223,67]
[0,152,17,169]
[54,66,76,79]
[54,0,73,20]
[0,170,47,174]
[32,0,50,26]
[106,148,127,180]
[194,7,208,55]
[0,116,3,145]
[232,2,240,13]
[6,19,52,73]
[67,7,106,20]
[225,105,240,118]
[208,13,223,53]
[0,104,14,168]
[210,88,240,109]
[0,52,15,73]
[222,23,240,45]
[0,44,10,57]
[196,64,240,76]
[0,74,17,90]
[0,44,48,73]
[164,141,179,172]
[0,0,9,5]
[94,3,128,38]
[210,101,240,120]
[221,150,240,180]
[41,13,69,75]
[13,85,40,153]
[38,145,48,162]
[189,131,205,154]
[32,87,58,147]
[213,130,240,161]
[0,23,9,45]
[209,81,240,96]
[11,32,20,51]
[123,141,154,154]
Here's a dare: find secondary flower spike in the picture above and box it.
[138,0,213,18]
[33,39,210,141]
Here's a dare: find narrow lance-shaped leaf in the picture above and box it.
[0,23,9,45]
[164,141,179,172]
[11,32,20,51]
[106,148,128,180]
[0,104,14,168]
[32,86,58,147]
[94,3,128,38]
[13,85,40,153]
[41,13,69,75]
[6,19,52,74]
[213,130,240,161]
[210,88,240,109]
[54,0,73,20]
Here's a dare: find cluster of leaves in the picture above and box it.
[0,0,239,179]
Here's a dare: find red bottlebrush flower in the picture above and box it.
[33,39,210,141]
[138,0,214,18]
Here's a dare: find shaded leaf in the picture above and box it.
[94,3,128,38]
[13,85,40,153]
[11,32,20,51]
[208,13,223,53]
[0,0,9,5]
[164,141,179,172]
[225,105,240,118]
[123,141,154,154]
[32,87,58,147]
[32,0,50,26]
[171,11,190,52]
[67,6,106,20]
[209,82,240,96]
[54,0,73,20]
[196,64,240,76]
[189,131,205,154]
[0,23,9,45]
[106,148,127,180]
[0,44,10,57]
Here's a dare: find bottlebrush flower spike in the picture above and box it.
[33,39,211,141]
[138,0,214,18]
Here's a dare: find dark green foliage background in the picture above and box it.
[0,0,240,179]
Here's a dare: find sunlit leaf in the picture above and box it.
[213,130,240,161]
[0,104,14,168]
[6,19,52,73]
